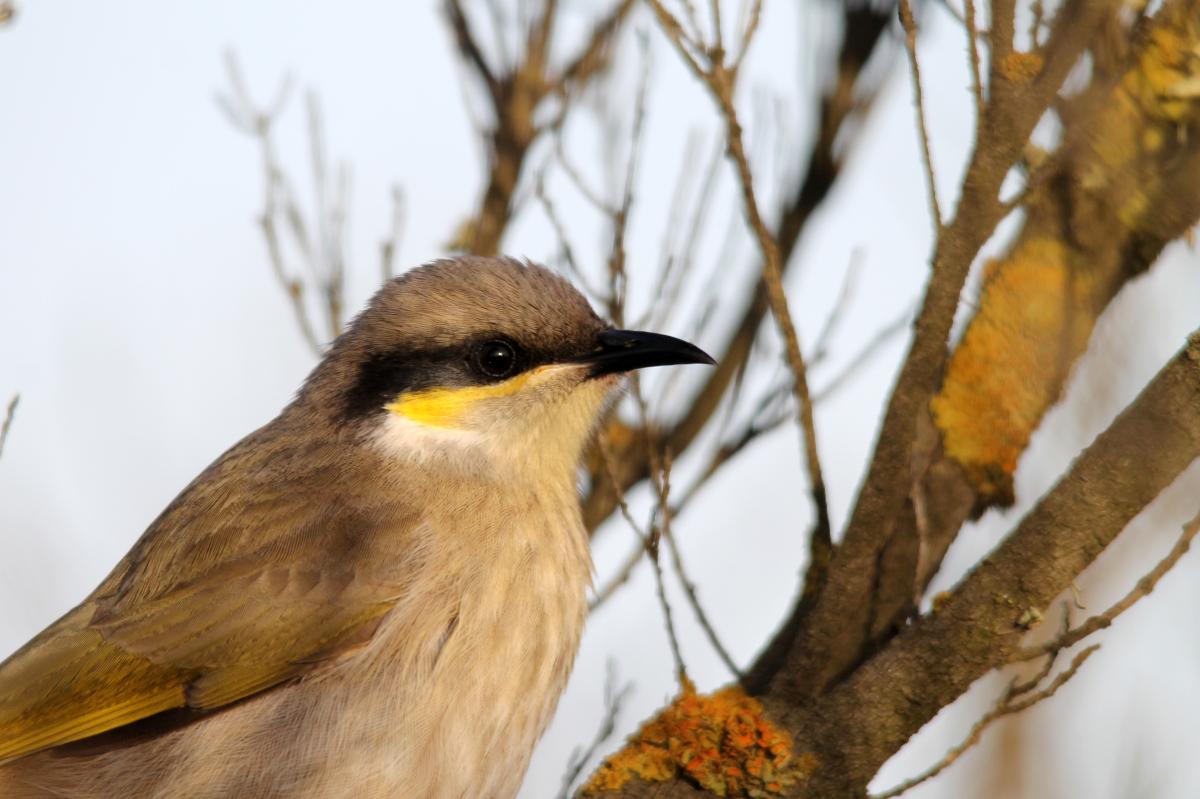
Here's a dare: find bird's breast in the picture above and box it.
[293,486,593,799]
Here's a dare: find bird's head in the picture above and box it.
[299,256,714,477]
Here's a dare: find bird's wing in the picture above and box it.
[0,420,426,763]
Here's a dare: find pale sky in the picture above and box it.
[1,3,1199,797]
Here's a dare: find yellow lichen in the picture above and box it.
[931,238,1097,505]
[581,680,814,797]
[999,51,1043,85]
[932,3,1200,510]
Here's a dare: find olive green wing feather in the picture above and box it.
[0,420,420,763]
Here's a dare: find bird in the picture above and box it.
[0,255,714,799]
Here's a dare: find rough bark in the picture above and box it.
[583,2,1200,797]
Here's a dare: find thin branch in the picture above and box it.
[659,451,744,681]
[898,0,943,230]
[445,0,501,102]
[733,0,763,69]
[580,0,895,536]
[708,0,724,54]
[0,394,18,460]
[1015,508,1200,661]
[603,34,654,327]
[219,52,323,356]
[822,328,1200,787]
[871,646,1100,799]
[552,130,615,216]
[989,0,1016,68]
[648,448,688,681]
[556,0,637,88]
[380,185,406,283]
[589,540,646,612]
[598,437,687,681]
[774,0,1117,698]
[535,171,606,301]
[557,661,633,799]
[452,0,633,257]
[642,133,722,332]
[812,306,915,403]
[644,1,705,75]
[646,0,831,564]
[964,0,985,120]
[812,249,864,363]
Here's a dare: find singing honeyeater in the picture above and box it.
[0,256,714,798]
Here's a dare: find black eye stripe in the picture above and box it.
[342,337,541,421]
[341,347,460,421]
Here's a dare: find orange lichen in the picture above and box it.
[931,238,1097,505]
[582,680,813,797]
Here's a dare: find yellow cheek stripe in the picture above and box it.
[385,369,539,428]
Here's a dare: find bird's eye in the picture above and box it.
[474,339,519,379]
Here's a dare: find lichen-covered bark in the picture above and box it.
[584,2,1200,797]
[586,331,1200,799]
[772,0,1117,703]
[868,0,1200,645]
[792,331,1200,794]
[933,0,1200,507]
[582,681,812,798]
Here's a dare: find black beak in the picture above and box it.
[585,329,716,377]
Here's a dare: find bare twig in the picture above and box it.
[602,34,654,327]
[551,130,615,217]
[812,250,864,363]
[0,395,18,460]
[647,448,688,681]
[812,306,915,403]
[933,0,991,37]
[964,0,985,120]
[557,661,633,799]
[642,134,722,332]
[580,1,895,536]
[445,0,501,102]
[871,646,1100,799]
[447,0,634,256]
[660,514,743,681]
[380,185,406,282]
[733,0,763,68]
[775,0,1117,698]
[598,437,687,681]
[219,52,361,355]
[557,0,638,88]
[218,54,322,355]
[1014,508,1200,661]
[589,540,646,612]
[645,0,831,561]
[535,171,607,302]
[898,0,943,230]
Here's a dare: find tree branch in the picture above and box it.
[0,394,17,461]
[771,0,1119,700]
[870,645,1100,799]
[1015,507,1200,661]
[447,0,635,256]
[581,1,895,536]
[796,330,1200,792]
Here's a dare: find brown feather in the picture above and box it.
[0,413,419,763]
